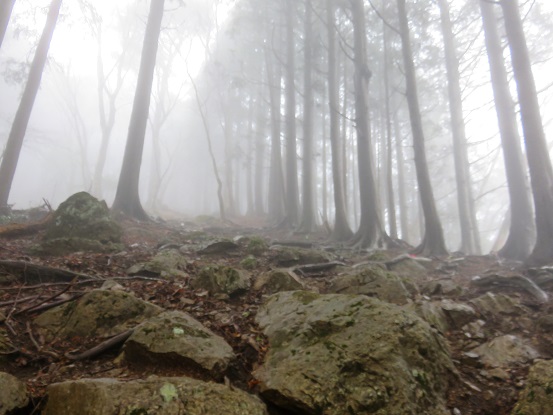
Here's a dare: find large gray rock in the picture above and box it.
[253,269,304,294]
[43,376,268,415]
[127,249,188,279]
[0,372,28,415]
[512,359,553,415]
[124,311,234,377]
[191,265,251,297]
[470,335,540,368]
[440,299,477,329]
[34,289,162,341]
[327,265,413,305]
[254,291,455,415]
[38,192,122,255]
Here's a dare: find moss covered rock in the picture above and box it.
[124,311,235,377]
[254,291,455,415]
[43,376,268,415]
[34,289,162,341]
[38,192,122,255]
[191,266,250,297]
[327,265,414,305]
[0,372,28,414]
[512,359,553,415]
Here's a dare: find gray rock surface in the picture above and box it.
[0,372,28,415]
[127,249,188,279]
[43,376,268,415]
[34,289,162,341]
[440,299,477,329]
[470,335,540,368]
[191,265,250,297]
[124,310,234,377]
[254,291,454,415]
[253,269,304,294]
[327,265,412,305]
[38,192,122,255]
[512,359,553,415]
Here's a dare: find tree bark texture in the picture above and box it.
[0,0,16,48]
[350,0,387,248]
[112,0,165,220]
[0,0,62,210]
[479,0,535,261]
[438,0,481,254]
[397,0,447,256]
[298,0,317,232]
[284,0,300,226]
[501,0,553,266]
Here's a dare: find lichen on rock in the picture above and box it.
[37,192,123,255]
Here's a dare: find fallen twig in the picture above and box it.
[0,295,40,307]
[26,321,60,359]
[66,329,134,361]
[15,278,78,315]
[16,293,84,316]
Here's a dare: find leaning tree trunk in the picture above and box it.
[0,0,16,48]
[0,0,62,212]
[298,0,317,233]
[326,0,352,241]
[284,0,300,226]
[349,0,387,249]
[112,0,165,220]
[479,0,535,261]
[501,0,553,266]
[397,0,447,256]
[438,0,481,254]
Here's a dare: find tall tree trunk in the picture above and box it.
[223,113,236,217]
[479,0,534,261]
[349,0,387,248]
[265,42,285,223]
[112,0,164,220]
[298,0,316,232]
[284,0,300,226]
[0,0,16,48]
[393,105,409,242]
[254,92,266,216]
[0,0,62,211]
[500,0,553,266]
[246,96,255,216]
[382,23,398,239]
[397,0,447,256]
[438,0,481,254]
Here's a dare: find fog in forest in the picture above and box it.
[1,0,553,256]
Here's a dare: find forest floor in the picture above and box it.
[1,213,552,414]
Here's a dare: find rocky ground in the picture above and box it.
[1,197,553,414]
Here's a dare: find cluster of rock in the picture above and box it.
[2,193,553,414]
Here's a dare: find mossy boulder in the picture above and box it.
[512,359,553,415]
[253,269,304,294]
[327,265,414,305]
[38,192,122,255]
[127,249,188,279]
[43,376,268,415]
[124,311,235,377]
[254,291,455,415]
[34,289,162,341]
[191,266,250,297]
[0,372,28,414]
